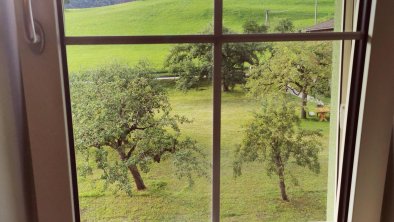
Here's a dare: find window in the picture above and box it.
[57,0,371,221]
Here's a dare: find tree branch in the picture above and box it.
[137,140,177,163]
[126,142,138,160]
[286,86,301,96]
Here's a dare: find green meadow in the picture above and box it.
[65,0,336,221]
[65,0,335,72]
[76,84,330,221]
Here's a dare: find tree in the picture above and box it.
[70,62,208,195]
[165,25,263,92]
[243,20,269,34]
[165,44,212,90]
[233,96,322,201]
[246,42,332,119]
[274,18,295,33]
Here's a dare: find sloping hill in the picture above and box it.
[65,0,335,72]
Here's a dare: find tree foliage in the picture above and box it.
[165,44,212,90]
[70,62,208,195]
[246,42,332,118]
[165,25,264,91]
[233,96,322,201]
[274,18,295,33]
[243,20,269,34]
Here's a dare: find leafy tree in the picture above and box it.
[165,44,212,90]
[70,62,208,195]
[246,42,332,119]
[233,96,322,201]
[243,20,269,34]
[274,18,295,33]
[165,26,263,92]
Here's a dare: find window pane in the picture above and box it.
[63,0,213,36]
[220,41,340,221]
[67,44,212,221]
[223,0,341,34]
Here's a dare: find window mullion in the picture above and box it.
[212,0,223,221]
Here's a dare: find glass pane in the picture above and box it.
[63,0,213,36]
[67,44,213,221]
[220,41,340,221]
[223,0,342,34]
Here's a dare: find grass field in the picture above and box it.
[75,82,330,221]
[65,0,335,72]
[66,0,336,221]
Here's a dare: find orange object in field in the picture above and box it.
[316,107,330,121]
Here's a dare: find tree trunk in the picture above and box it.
[275,155,289,201]
[278,174,289,201]
[301,92,308,119]
[117,150,147,190]
[128,165,146,190]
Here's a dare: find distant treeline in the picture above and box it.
[64,0,133,9]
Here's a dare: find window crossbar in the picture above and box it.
[65,32,362,45]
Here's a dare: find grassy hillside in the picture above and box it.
[65,0,335,72]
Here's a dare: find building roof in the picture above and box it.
[305,19,334,32]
